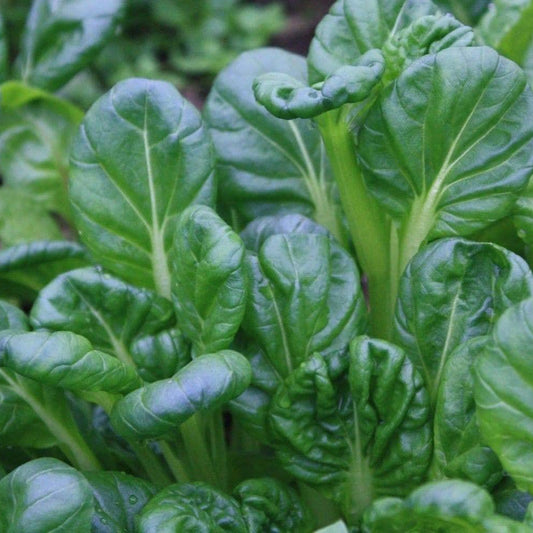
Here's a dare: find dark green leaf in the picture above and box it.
[84,471,157,533]
[70,78,215,297]
[110,350,251,439]
[0,13,8,82]
[394,238,533,404]
[16,0,126,91]
[136,482,247,532]
[170,205,247,355]
[5,331,141,393]
[0,457,93,533]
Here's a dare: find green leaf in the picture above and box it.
[436,0,491,25]
[0,240,90,302]
[253,50,385,119]
[30,266,176,369]
[433,337,503,488]
[0,457,93,533]
[494,479,533,522]
[136,482,247,532]
[314,521,350,533]
[0,189,62,246]
[475,297,533,493]
[5,331,141,393]
[270,338,431,524]
[110,350,251,439]
[307,0,439,84]
[84,471,157,533]
[170,205,247,356]
[359,46,533,264]
[0,13,8,82]
[204,49,343,240]
[16,0,126,91]
[362,480,530,532]
[0,300,29,331]
[394,238,533,405]
[0,84,83,220]
[234,477,314,532]
[477,0,533,65]
[70,78,215,297]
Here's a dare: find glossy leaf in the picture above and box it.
[136,482,247,532]
[433,337,502,488]
[110,350,251,439]
[362,480,529,532]
[475,297,533,493]
[0,457,93,533]
[234,477,314,533]
[307,0,439,84]
[494,480,533,522]
[0,300,29,331]
[204,48,342,239]
[170,205,247,355]
[31,266,175,368]
[5,331,141,393]
[0,240,90,302]
[254,50,385,119]
[84,471,157,533]
[270,338,431,523]
[16,0,126,91]
[70,78,215,297]
[394,238,533,404]
[359,47,533,252]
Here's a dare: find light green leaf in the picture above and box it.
[16,0,126,91]
[0,240,90,303]
[30,266,176,369]
[110,350,251,439]
[5,331,141,393]
[394,238,533,405]
[170,205,247,356]
[204,49,343,240]
[0,458,93,533]
[0,300,29,331]
[70,78,215,297]
[476,297,533,493]
[359,47,533,265]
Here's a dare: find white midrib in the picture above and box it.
[143,104,171,299]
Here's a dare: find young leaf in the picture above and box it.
[359,47,533,264]
[270,338,431,524]
[0,240,90,302]
[170,205,247,356]
[0,458,93,533]
[110,350,251,440]
[70,78,215,297]
[135,482,247,532]
[83,471,157,533]
[30,266,176,368]
[475,297,533,494]
[433,337,503,488]
[204,49,343,240]
[5,331,142,393]
[16,0,126,91]
[393,238,533,404]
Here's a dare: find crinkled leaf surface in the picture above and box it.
[475,297,533,493]
[5,330,141,393]
[170,205,247,355]
[393,238,533,404]
[16,0,126,91]
[136,482,247,533]
[0,458,93,533]
[433,337,502,488]
[30,266,175,369]
[233,477,313,533]
[70,78,215,297]
[84,471,157,533]
[204,48,342,238]
[270,338,431,524]
[0,240,90,302]
[359,47,533,249]
[362,480,529,532]
[111,350,251,439]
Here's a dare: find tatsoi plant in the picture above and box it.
[3,0,533,531]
